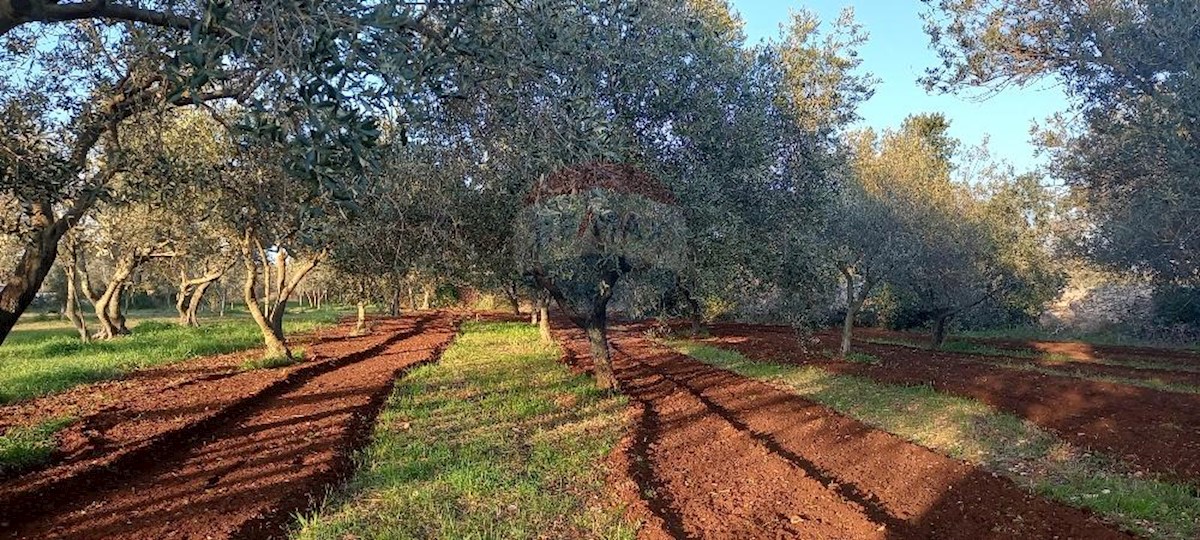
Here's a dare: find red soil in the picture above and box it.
[831,328,1200,391]
[0,313,460,540]
[555,323,1131,539]
[960,332,1200,366]
[856,328,1200,382]
[706,324,1200,484]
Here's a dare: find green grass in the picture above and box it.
[0,308,341,405]
[844,351,881,365]
[239,349,306,371]
[293,322,635,540]
[0,417,76,473]
[667,340,1200,540]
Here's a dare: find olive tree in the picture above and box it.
[862,115,1063,348]
[518,163,688,389]
[922,0,1200,297]
[0,0,488,344]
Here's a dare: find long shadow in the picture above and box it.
[0,315,436,528]
[231,316,460,540]
[554,326,693,539]
[659,331,1135,538]
[611,341,912,536]
[710,325,1200,484]
[614,365,694,538]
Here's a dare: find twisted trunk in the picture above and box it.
[90,256,137,339]
[108,284,130,335]
[0,201,73,345]
[838,268,874,360]
[175,274,190,326]
[267,248,324,338]
[61,246,89,343]
[583,313,617,390]
[186,280,214,326]
[240,231,288,358]
[531,269,621,391]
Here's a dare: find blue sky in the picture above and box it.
[729,0,1069,174]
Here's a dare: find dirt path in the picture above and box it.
[556,324,1131,539]
[0,313,460,540]
[706,324,1200,484]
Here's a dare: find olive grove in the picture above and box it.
[0,0,1120,389]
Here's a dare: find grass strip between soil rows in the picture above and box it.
[0,416,76,474]
[667,340,1200,540]
[0,310,339,405]
[293,322,636,540]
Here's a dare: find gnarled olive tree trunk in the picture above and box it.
[60,242,90,343]
[0,201,76,345]
[265,246,325,339]
[582,306,616,390]
[239,232,287,358]
[532,270,621,391]
[238,230,326,359]
[81,244,172,339]
[176,265,229,327]
[81,254,138,340]
[838,267,875,360]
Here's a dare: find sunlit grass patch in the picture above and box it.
[294,322,635,540]
[668,340,1200,540]
[844,351,881,365]
[0,417,75,473]
[0,309,341,404]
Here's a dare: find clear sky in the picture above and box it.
[729,0,1069,174]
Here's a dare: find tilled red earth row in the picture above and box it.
[863,327,1200,367]
[852,328,1200,388]
[705,324,1200,485]
[556,324,1130,539]
[0,313,460,540]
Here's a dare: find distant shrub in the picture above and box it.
[1152,286,1200,326]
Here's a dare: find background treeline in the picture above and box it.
[2,0,1197,382]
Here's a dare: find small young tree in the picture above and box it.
[517,162,688,390]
